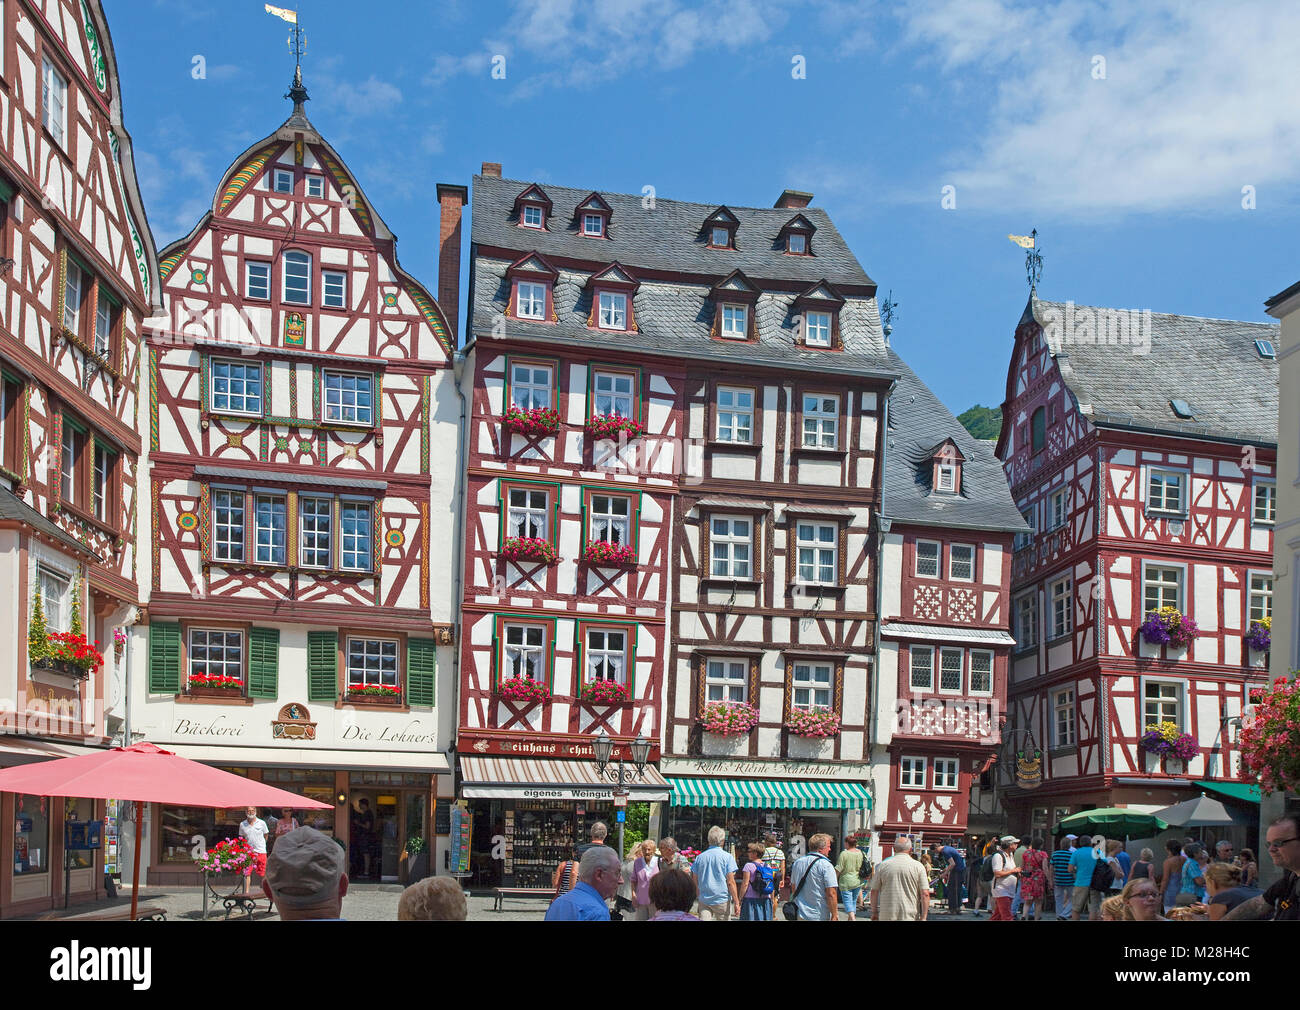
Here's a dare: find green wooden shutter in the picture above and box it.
[148,622,181,694]
[247,627,280,699]
[407,638,436,707]
[307,631,338,702]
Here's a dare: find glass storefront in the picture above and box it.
[159,806,242,862]
[64,798,95,870]
[665,806,844,858]
[13,794,49,875]
[347,772,430,883]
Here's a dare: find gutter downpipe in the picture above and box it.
[870,378,897,846]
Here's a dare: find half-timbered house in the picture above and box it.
[0,0,158,916]
[991,296,1279,839]
[131,74,463,883]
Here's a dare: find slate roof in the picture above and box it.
[883,349,1027,534]
[1029,297,1279,445]
[0,488,101,560]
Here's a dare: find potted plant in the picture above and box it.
[502,405,561,437]
[786,708,841,738]
[187,673,245,697]
[699,700,759,736]
[496,676,551,704]
[401,836,429,884]
[501,536,559,565]
[580,540,636,567]
[586,414,645,440]
[345,683,402,705]
[1239,675,1300,794]
[1139,607,1200,650]
[1245,617,1271,653]
[28,588,105,679]
[193,836,257,880]
[580,680,630,705]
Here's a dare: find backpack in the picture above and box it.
[1090,856,1115,892]
[750,862,774,897]
[979,854,997,883]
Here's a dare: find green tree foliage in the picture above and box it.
[621,802,651,857]
[958,404,1002,440]
[28,586,48,662]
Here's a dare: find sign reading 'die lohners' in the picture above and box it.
[169,714,437,746]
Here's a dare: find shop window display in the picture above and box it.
[160,806,241,862]
[14,794,49,875]
[64,798,95,869]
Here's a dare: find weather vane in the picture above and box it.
[265,5,307,106]
[1008,229,1043,291]
[879,289,898,338]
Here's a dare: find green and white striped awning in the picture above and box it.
[667,776,871,811]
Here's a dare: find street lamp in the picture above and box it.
[594,733,650,859]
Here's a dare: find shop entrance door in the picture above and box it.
[376,795,400,881]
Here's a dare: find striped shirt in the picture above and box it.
[1050,849,1074,886]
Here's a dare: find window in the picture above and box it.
[59,423,84,507]
[787,232,807,254]
[299,496,332,568]
[510,363,552,410]
[900,756,926,788]
[340,501,372,572]
[42,58,67,148]
[720,304,747,339]
[0,376,21,474]
[592,370,634,418]
[1053,689,1076,746]
[791,662,832,710]
[63,259,85,334]
[212,489,245,562]
[283,251,311,304]
[92,443,113,522]
[254,495,287,565]
[245,261,270,300]
[1015,507,1037,550]
[970,651,993,694]
[507,488,549,540]
[1143,565,1183,613]
[1143,681,1181,729]
[517,281,546,320]
[801,395,838,449]
[1249,573,1273,622]
[939,647,963,692]
[933,758,959,790]
[94,292,117,358]
[710,516,752,578]
[1049,576,1072,639]
[273,169,293,194]
[189,629,243,685]
[583,213,604,236]
[1146,469,1186,515]
[1031,406,1046,454]
[323,370,373,425]
[909,646,934,691]
[1050,488,1067,530]
[950,544,975,581]
[322,270,347,309]
[585,628,626,684]
[36,566,71,632]
[590,495,631,546]
[521,204,543,228]
[915,540,940,578]
[210,360,262,416]
[705,658,747,703]
[1015,594,1038,649]
[347,638,398,691]
[710,226,730,248]
[935,464,956,493]
[796,522,837,585]
[716,387,753,443]
[306,174,325,198]
[805,311,831,347]
[503,624,545,679]
[597,291,627,330]
[1254,481,1276,523]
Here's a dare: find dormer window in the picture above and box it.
[513,185,554,230]
[928,439,966,495]
[779,214,816,256]
[787,232,807,254]
[936,464,957,492]
[598,292,627,330]
[709,270,759,342]
[793,280,844,350]
[517,282,547,320]
[505,251,559,325]
[583,213,604,237]
[522,204,544,228]
[711,227,731,249]
[573,192,612,239]
[721,305,748,338]
[703,207,739,250]
[584,263,639,334]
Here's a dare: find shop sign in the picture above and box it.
[660,757,850,780]
[341,719,437,745]
[171,715,245,737]
[469,784,668,801]
[460,733,660,762]
[1016,750,1043,790]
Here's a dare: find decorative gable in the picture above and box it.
[793,280,845,349]
[585,262,640,293]
[703,206,739,249]
[779,213,816,254]
[929,438,966,495]
[506,251,559,281]
[513,184,553,229]
[574,192,612,237]
[709,270,759,341]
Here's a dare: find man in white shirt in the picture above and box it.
[989,835,1022,921]
[239,806,270,895]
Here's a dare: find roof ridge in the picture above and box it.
[478,174,830,218]
[1035,299,1278,329]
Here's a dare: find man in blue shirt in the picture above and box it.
[1115,845,1132,883]
[932,842,966,914]
[691,825,740,920]
[1068,833,1100,920]
[545,847,621,921]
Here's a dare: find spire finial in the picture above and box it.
[1008,229,1043,293]
[265,5,308,111]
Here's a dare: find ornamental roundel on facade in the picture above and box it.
[298,439,314,454]
[385,529,405,548]
[177,511,199,531]
[272,703,316,741]
[383,291,399,308]
[913,584,943,621]
[947,588,977,623]
[191,268,207,285]
[274,435,289,451]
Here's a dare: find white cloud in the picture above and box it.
[319,76,403,122]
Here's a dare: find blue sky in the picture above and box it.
[108,0,1299,415]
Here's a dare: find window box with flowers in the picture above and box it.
[786,708,841,738]
[1139,607,1199,650]
[1139,720,1199,774]
[28,588,102,680]
[1239,676,1300,794]
[699,700,759,736]
[580,680,630,706]
[501,537,559,565]
[586,414,644,440]
[1245,618,1271,653]
[502,406,561,437]
[187,673,245,698]
[495,677,551,704]
[345,684,403,705]
[580,541,636,567]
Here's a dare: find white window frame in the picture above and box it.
[949,543,975,582]
[1253,480,1276,524]
[1248,571,1273,623]
[94,293,114,358]
[720,303,748,339]
[1014,592,1038,650]
[1145,467,1187,517]
[507,487,550,541]
[282,250,311,305]
[582,213,604,236]
[705,657,747,703]
[516,281,547,320]
[795,521,837,586]
[791,662,833,711]
[92,442,110,521]
[322,270,347,309]
[787,232,807,254]
[715,386,754,443]
[709,515,753,579]
[36,565,72,633]
[915,539,941,579]
[503,623,546,680]
[909,645,934,691]
[938,646,964,695]
[305,174,325,198]
[710,226,730,248]
[1049,575,1072,639]
[900,755,927,789]
[969,650,994,696]
[188,628,244,685]
[1053,688,1076,747]
[62,259,84,334]
[272,169,294,194]
[933,757,959,791]
[322,369,374,426]
[591,370,634,419]
[935,463,957,493]
[590,494,631,547]
[245,260,270,300]
[1142,678,1184,731]
[1050,487,1068,530]
[521,204,543,228]
[42,57,67,149]
[298,495,333,569]
[597,291,627,331]
[510,363,552,411]
[253,494,287,566]
[346,637,399,691]
[585,627,627,684]
[339,500,373,572]
[1015,507,1037,550]
[211,488,245,563]
[209,359,263,417]
[804,311,832,347]
[801,394,839,449]
[1142,561,1184,614]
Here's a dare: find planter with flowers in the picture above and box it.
[679,847,701,865]
[580,680,630,706]
[345,684,403,706]
[28,589,103,680]
[786,708,841,739]
[1139,720,1200,775]
[698,700,759,754]
[1245,617,1271,654]
[1139,607,1200,651]
[193,836,257,880]
[585,414,645,441]
[187,673,245,698]
[581,540,636,568]
[502,406,561,438]
[496,677,551,705]
[113,626,128,661]
[1239,675,1300,795]
[500,537,559,565]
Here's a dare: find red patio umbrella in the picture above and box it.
[0,742,332,920]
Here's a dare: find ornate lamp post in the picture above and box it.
[594,733,650,859]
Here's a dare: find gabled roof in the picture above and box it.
[710,269,759,297]
[794,280,844,306]
[514,184,553,212]
[585,262,639,291]
[780,213,816,235]
[505,251,559,279]
[574,192,612,219]
[927,438,966,462]
[703,206,739,226]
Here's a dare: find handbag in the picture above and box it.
[782,854,827,921]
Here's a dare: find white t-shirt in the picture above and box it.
[991,851,1018,898]
[239,818,269,854]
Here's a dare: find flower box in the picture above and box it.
[580,680,629,705]
[1239,676,1300,794]
[31,657,90,680]
[785,708,841,738]
[698,700,759,736]
[496,677,551,704]
[187,684,245,699]
[501,537,559,565]
[31,632,104,677]
[580,541,636,567]
[502,406,561,437]
[1139,607,1199,649]
[1245,618,1271,653]
[585,414,644,440]
[345,685,403,705]
[1139,720,1199,764]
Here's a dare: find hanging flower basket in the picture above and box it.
[786,708,841,738]
[1138,720,1199,762]
[1245,618,1271,653]
[503,406,561,437]
[580,680,630,705]
[1139,607,1199,649]
[586,414,644,440]
[699,700,759,736]
[193,837,257,876]
[1239,676,1300,794]
[496,677,551,704]
[501,537,559,565]
[581,540,636,567]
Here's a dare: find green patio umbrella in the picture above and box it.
[1053,807,1169,837]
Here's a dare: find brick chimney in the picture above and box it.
[774,189,813,209]
[481,162,502,178]
[436,183,468,344]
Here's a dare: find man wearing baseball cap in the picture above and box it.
[262,826,349,920]
[989,835,1021,921]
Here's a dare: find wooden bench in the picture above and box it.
[492,887,554,911]
[38,904,167,922]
